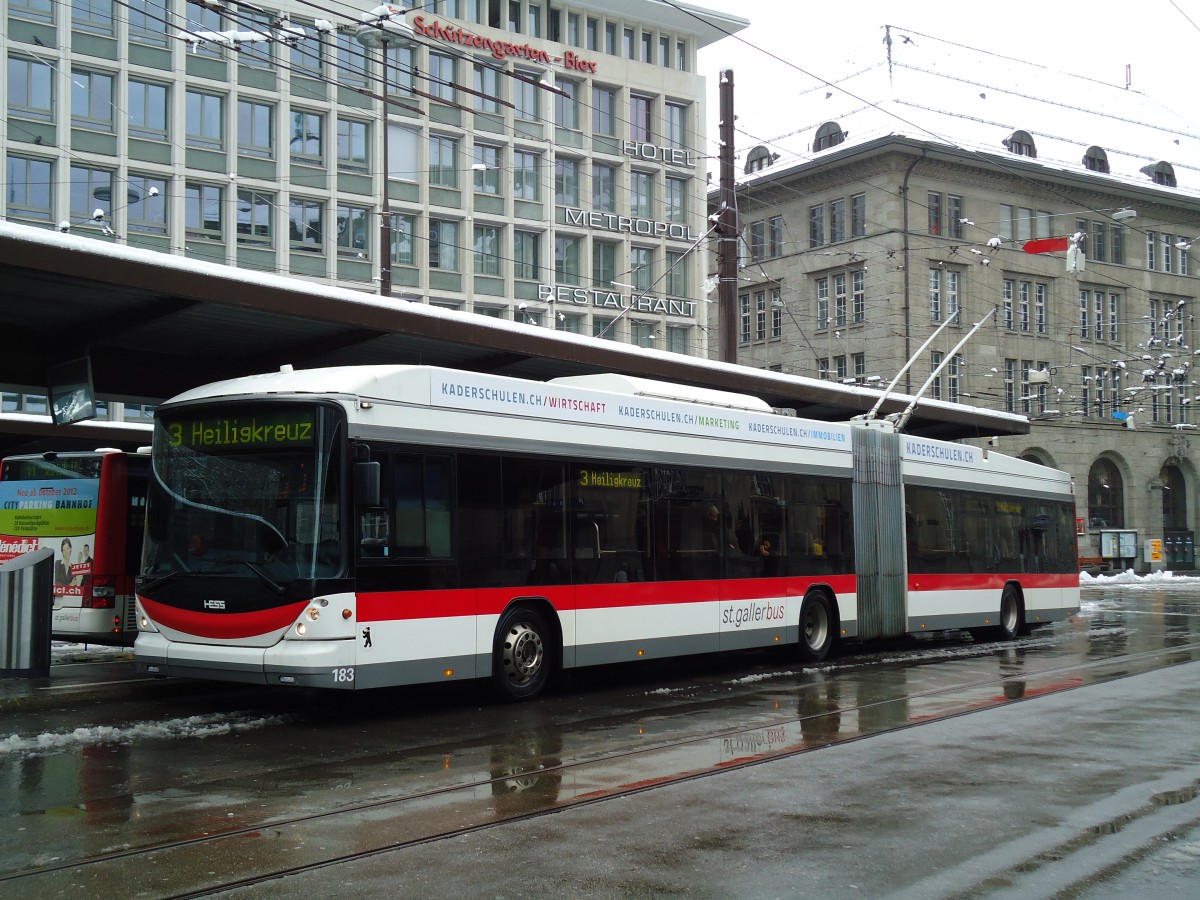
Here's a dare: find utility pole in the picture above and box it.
[717,69,738,364]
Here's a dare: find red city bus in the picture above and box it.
[0,449,149,645]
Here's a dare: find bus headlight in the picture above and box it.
[295,622,307,636]
[307,608,320,621]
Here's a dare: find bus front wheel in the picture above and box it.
[997,585,1024,641]
[798,592,835,663]
[492,606,552,702]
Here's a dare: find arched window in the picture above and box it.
[1141,161,1177,187]
[1088,458,1124,528]
[814,121,845,152]
[1161,464,1187,529]
[1004,130,1037,158]
[744,145,777,174]
[1083,146,1110,173]
[1019,452,1051,467]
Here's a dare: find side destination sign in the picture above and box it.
[430,372,849,451]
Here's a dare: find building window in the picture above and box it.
[473,224,501,276]
[851,193,866,238]
[289,197,323,253]
[1084,146,1110,173]
[555,236,582,284]
[71,69,114,132]
[72,0,114,35]
[1147,231,1157,270]
[755,290,767,341]
[808,204,824,248]
[1145,161,1176,187]
[929,268,942,321]
[185,90,224,150]
[665,176,687,224]
[1088,459,1124,528]
[513,72,538,121]
[666,250,687,298]
[947,196,964,239]
[474,144,501,194]
[4,157,51,224]
[592,85,616,136]
[833,273,847,328]
[513,230,540,280]
[1035,283,1047,334]
[739,292,751,343]
[392,215,415,267]
[593,240,617,289]
[388,45,416,95]
[128,79,168,140]
[816,277,829,329]
[771,288,783,338]
[8,57,54,121]
[128,0,170,46]
[69,165,112,224]
[593,163,615,212]
[813,121,843,151]
[555,79,580,130]
[1005,129,1037,157]
[769,216,784,257]
[554,157,580,206]
[237,189,274,247]
[749,220,765,261]
[429,134,458,187]
[184,182,223,241]
[852,270,865,323]
[336,205,368,257]
[667,325,689,353]
[630,95,653,142]
[829,198,846,243]
[817,358,830,380]
[631,246,653,292]
[665,102,687,150]
[238,99,274,159]
[289,20,322,78]
[429,219,459,270]
[474,63,502,113]
[1004,359,1016,412]
[927,192,942,236]
[630,171,653,218]
[334,33,369,88]
[337,119,369,172]
[429,53,456,104]
[1019,281,1030,332]
[127,173,167,235]
[290,110,323,163]
[513,150,540,201]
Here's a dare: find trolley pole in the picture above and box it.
[717,69,738,364]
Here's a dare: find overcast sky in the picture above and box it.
[696,0,1200,156]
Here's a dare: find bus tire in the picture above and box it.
[798,591,835,663]
[492,606,552,702]
[997,584,1024,641]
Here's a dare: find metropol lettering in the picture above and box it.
[537,285,697,317]
[562,208,699,241]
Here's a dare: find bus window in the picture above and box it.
[652,466,722,581]
[570,462,651,583]
[392,455,452,558]
[725,472,788,578]
[790,475,853,576]
[502,458,568,586]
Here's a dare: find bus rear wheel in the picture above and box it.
[997,585,1024,640]
[492,606,552,702]
[798,592,835,663]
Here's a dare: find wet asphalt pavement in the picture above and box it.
[2,582,1199,897]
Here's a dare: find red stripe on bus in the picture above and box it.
[907,572,1078,591]
[140,596,308,639]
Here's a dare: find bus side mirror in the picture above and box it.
[354,461,380,508]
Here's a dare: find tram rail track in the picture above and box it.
[4,638,1198,899]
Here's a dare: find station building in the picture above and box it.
[1,0,746,371]
[712,35,1200,571]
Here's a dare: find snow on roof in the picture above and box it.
[738,31,1200,200]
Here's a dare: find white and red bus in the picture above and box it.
[1,449,149,645]
[134,366,1078,698]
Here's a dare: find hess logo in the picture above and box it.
[203,599,226,610]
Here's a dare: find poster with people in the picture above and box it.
[0,477,99,595]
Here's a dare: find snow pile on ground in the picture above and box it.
[1081,569,1200,587]
[0,711,289,755]
[50,642,134,663]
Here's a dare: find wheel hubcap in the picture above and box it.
[502,622,544,685]
[804,604,828,650]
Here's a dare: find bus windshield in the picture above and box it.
[143,403,343,582]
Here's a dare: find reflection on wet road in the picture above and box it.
[2,584,1198,896]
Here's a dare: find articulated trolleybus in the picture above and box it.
[135,366,1079,699]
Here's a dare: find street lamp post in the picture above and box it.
[356,5,413,298]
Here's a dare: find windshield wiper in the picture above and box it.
[137,571,178,594]
[240,561,287,596]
